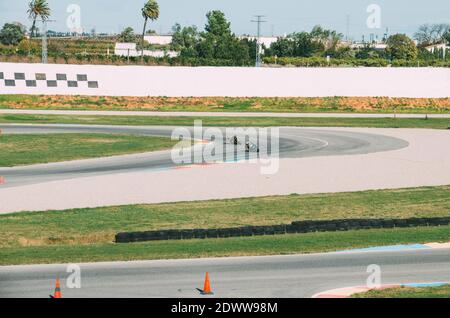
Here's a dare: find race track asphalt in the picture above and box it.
[0,124,408,188]
[0,124,448,299]
[0,248,449,298]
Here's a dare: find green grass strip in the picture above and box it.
[1,226,449,265]
[0,133,176,167]
[0,114,450,129]
[353,285,450,298]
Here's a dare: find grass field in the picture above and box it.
[0,227,449,265]
[353,285,450,298]
[1,95,450,114]
[1,114,450,129]
[0,186,449,265]
[0,133,177,167]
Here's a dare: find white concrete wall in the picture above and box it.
[0,62,449,97]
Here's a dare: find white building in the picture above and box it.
[114,43,179,58]
[350,42,388,51]
[424,43,449,53]
[239,36,279,48]
[114,43,138,56]
[144,34,281,48]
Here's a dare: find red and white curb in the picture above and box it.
[312,282,450,298]
[311,285,401,298]
[423,242,450,249]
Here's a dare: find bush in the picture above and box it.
[0,23,25,46]
[1,42,449,67]
[263,56,449,68]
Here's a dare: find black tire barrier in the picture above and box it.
[241,226,253,236]
[273,224,286,235]
[217,228,229,238]
[167,230,182,240]
[181,230,194,240]
[286,224,297,233]
[251,226,266,236]
[193,229,207,239]
[206,229,218,238]
[115,232,131,243]
[115,216,450,243]
[381,219,395,228]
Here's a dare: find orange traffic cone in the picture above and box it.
[0,176,4,185]
[201,272,214,295]
[50,278,62,298]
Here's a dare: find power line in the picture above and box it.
[251,15,267,67]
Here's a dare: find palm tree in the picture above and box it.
[310,25,343,52]
[27,0,51,37]
[141,0,160,58]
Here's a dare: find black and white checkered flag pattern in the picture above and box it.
[0,72,99,88]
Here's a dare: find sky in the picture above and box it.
[1,0,449,40]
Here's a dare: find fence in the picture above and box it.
[115,216,450,243]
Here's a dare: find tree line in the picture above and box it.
[168,13,449,64]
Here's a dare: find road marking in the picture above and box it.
[280,131,329,151]
[336,244,430,253]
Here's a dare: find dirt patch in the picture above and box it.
[16,233,115,247]
[18,237,46,247]
[79,138,120,143]
[45,233,114,245]
[1,95,450,113]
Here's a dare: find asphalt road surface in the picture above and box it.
[0,124,408,188]
[0,248,449,298]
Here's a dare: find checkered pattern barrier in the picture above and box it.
[0,71,98,88]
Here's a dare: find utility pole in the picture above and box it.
[443,40,447,60]
[40,19,55,64]
[345,14,350,42]
[42,20,48,63]
[251,15,267,67]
